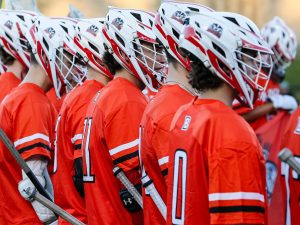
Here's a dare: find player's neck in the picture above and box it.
[86,66,111,86]
[114,69,145,90]
[166,62,194,95]
[198,83,234,107]
[6,60,26,80]
[22,64,52,93]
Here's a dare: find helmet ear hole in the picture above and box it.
[172,28,180,40]
[43,38,49,51]
[115,33,125,47]
[212,42,225,58]
[217,59,231,78]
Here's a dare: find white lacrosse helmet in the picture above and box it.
[261,17,298,78]
[0,10,37,69]
[102,7,167,91]
[154,0,213,71]
[27,16,87,98]
[180,12,273,108]
[74,18,113,78]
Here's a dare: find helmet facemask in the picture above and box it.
[55,47,88,92]
[131,38,167,89]
[271,42,291,76]
[235,48,273,92]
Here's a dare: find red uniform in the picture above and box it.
[140,84,193,225]
[280,107,300,225]
[167,98,267,225]
[234,79,280,130]
[46,87,65,113]
[82,77,147,225]
[52,80,105,224]
[0,72,21,103]
[0,83,56,224]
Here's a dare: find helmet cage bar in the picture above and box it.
[234,50,273,91]
[130,38,167,85]
[54,47,88,92]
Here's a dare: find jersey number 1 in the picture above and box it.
[83,117,95,182]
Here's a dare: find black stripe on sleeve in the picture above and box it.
[113,150,139,165]
[210,205,265,214]
[74,144,82,150]
[161,168,168,176]
[18,142,51,154]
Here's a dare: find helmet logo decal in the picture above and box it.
[44,27,56,39]
[171,11,186,24]
[86,25,99,37]
[112,17,124,30]
[207,23,223,38]
[4,20,13,30]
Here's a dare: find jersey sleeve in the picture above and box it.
[68,103,87,160]
[208,141,267,224]
[12,101,52,160]
[104,101,146,173]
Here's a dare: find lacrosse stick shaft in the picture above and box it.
[142,174,166,220]
[113,166,143,208]
[32,191,85,225]
[0,128,53,201]
[278,148,300,175]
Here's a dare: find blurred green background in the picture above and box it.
[285,50,300,100]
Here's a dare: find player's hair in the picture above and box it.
[102,50,122,75]
[0,47,15,66]
[188,60,223,92]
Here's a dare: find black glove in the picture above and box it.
[119,183,142,213]
[73,158,84,197]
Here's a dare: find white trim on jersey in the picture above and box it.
[208,192,265,203]
[282,162,291,225]
[158,156,169,166]
[14,133,50,147]
[109,139,139,156]
[71,134,83,144]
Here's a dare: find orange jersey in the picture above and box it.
[167,98,267,225]
[82,77,147,225]
[140,84,194,225]
[0,83,56,224]
[0,72,21,103]
[280,107,300,225]
[233,79,280,130]
[52,80,105,224]
[46,87,65,113]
